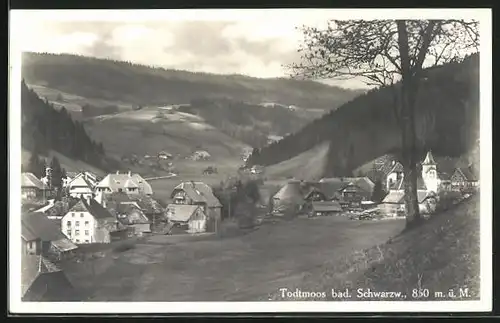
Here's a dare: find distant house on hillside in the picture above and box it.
[158,151,173,160]
[114,203,152,236]
[22,255,79,302]
[62,196,127,244]
[22,212,78,260]
[170,181,222,232]
[165,204,207,233]
[21,173,50,200]
[66,172,97,199]
[95,171,153,195]
[190,150,211,161]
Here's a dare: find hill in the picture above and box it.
[21,80,118,172]
[247,54,480,177]
[21,52,363,111]
[268,194,480,300]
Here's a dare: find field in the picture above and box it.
[62,216,405,301]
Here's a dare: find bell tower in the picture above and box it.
[421,150,438,193]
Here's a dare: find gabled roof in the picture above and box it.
[455,167,477,181]
[273,181,305,202]
[312,201,342,212]
[127,194,164,214]
[68,198,115,220]
[172,181,222,207]
[166,204,202,222]
[22,212,66,242]
[422,150,437,165]
[382,190,435,204]
[118,204,150,224]
[97,173,153,195]
[22,254,78,301]
[21,173,48,190]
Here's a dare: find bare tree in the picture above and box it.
[289,19,479,228]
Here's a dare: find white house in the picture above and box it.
[66,172,97,199]
[166,204,207,233]
[95,171,153,195]
[62,196,126,244]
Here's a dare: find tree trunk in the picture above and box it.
[397,20,422,228]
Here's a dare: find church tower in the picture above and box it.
[421,150,438,193]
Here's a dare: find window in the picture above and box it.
[85,230,89,236]
[72,213,75,217]
[75,221,80,227]
[85,221,89,226]
[80,213,84,217]
[67,230,71,236]
[85,240,89,243]
[75,230,80,235]
[67,221,71,226]
[76,239,80,243]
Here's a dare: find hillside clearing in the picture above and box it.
[265,142,330,181]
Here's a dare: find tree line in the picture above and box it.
[246,53,479,178]
[21,79,107,169]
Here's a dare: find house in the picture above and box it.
[190,150,211,161]
[115,203,152,236]
[22,255,79,301]
[21,173,50,200]
[21,212,78,260]
[380,190,438,217]
[310,201,343,217]
[170,181,222,232]
[271,180,305,216]
[62,171,78,188]
[318,177,375,207]
[451,166,479,192]
[102,192,166,232]
[166,204,207,233]
[62,196,127,244]
[66,172,97,198]
[95,171,153,195]
[385,161,405,191]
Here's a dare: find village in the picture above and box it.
[20,148,479,301]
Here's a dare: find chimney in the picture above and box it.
[128,171,132,177]
[391,160,396,166]
[116,170,119,175]
[85,194,92,205]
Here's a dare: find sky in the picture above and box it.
[14,10,372,89]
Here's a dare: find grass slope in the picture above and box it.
[264,142,330,181]
[62,216,404,301]
[84,107,250,159]
[269,195,480,301]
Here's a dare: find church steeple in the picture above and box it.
[422,150,436,165]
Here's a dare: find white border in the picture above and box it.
[8,8,492,314]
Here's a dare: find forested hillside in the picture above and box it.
[178,98,309,148]
[247,54,480,177]
[22,52,363,110]
[21,80,116,171]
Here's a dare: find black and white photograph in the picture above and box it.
[8,8,492,314]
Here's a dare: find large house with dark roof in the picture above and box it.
[170,181,222,232]
[21,212,78,260]
[95,171,153,195]
[451,166,479,192]
[21,173,50,200]
[62,196,127,244]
